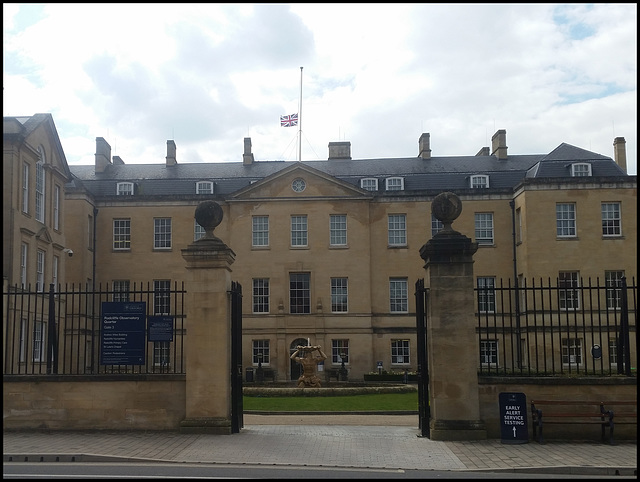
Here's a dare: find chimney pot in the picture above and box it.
[95,137,112,173]
[491,129,508,160]
[419,133,431,159]
[613,137,627,173]
[166,140,177,165]
[243,137,255,165]
[328,141,351,160]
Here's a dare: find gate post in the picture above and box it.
[419,192,487,440]
[180,201,236,434]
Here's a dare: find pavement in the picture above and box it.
[3,413,637,476]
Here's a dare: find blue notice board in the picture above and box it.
[100,301,146,365]
[148,316,174,342]
[499,392,529,444]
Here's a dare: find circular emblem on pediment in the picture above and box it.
[292,178,306,193]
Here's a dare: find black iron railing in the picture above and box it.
[3,282,186,376]
[476,277,637,377]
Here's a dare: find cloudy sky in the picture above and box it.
[3,3,637,174]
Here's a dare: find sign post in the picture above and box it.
[499,392,528,444]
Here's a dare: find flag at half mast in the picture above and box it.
[280,113,298,127]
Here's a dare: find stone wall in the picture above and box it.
[4,377,635,441]
[3,378,185,431]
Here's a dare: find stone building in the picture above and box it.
[4,114,637,381]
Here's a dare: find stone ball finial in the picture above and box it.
[194,200,223,240]
[432,191,462,234]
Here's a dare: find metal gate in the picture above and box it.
[415,278,430,438]
[230,281,243,433]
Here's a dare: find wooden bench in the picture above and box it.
[602,400,637,444]
[530,400,614,444]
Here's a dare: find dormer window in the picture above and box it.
[571,163,592,177]
[360,178,378,191]
[117,182,134,195]
[385,177,404,191]
[470,175,489,188]
[196,181,213,194]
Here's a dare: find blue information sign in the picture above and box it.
[100,302,146,365]
[499,392,529,444]
[148,316,174,342]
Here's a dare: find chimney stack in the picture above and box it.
[419,133,431,159]
[491,129,508,160]
[613,137,627,173]
[95,137,112,173]
[243,137,254,165]
[328,141,351,160]
[166,140,177,165]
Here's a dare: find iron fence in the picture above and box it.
[3,282,186,375]
[476,277,637,377]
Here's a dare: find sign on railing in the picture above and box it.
[100,302,146,365]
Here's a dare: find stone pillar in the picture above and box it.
[180,201,236,434]
[419,192,487,440]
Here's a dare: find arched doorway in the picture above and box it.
[289,338,308,381]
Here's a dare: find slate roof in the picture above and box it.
[66,143,630,198]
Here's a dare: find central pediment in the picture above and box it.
[229,162,370,201]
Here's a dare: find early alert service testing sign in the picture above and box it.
[499,392,529,444]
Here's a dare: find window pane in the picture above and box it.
[35,155,45,222]
[291,215,307,246]
[361,178,377,191]
[388,214,407,246]
[196,181,213,194]
[113,219,131,250]
[194,221,205,241]
[559,272,580,310]
[154,280,171,314]
[330,215,347,246]
[601,203,621,236]
[290,273,310,313]
[154,218,172,249]
[605,271,624,310]
[471,175,489,188]
[332,339,349,364]
[331,278,348,312]
[475,213,494,244]
[556,204,576,237]
[431,214,443,237]
[252,278,270,313]
[562,338,582,364]
[389,278,408,312]
[480,340,498,365]
[252,216,269,246]
[477,277,496,313]
[113,280,130,302]
[252,339,270,364]
[391,339,410,364]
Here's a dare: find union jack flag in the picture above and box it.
[280,113,298,127]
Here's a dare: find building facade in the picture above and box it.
[4,115,637,381]
[3,114,72,291]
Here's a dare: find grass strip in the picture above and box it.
[243,392,418,412]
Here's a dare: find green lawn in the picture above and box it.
[243,392,418,412]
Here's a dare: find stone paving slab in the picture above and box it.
[3,414,637,475]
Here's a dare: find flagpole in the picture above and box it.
[298,66,303,162]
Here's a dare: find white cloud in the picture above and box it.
[3,3,636,173]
